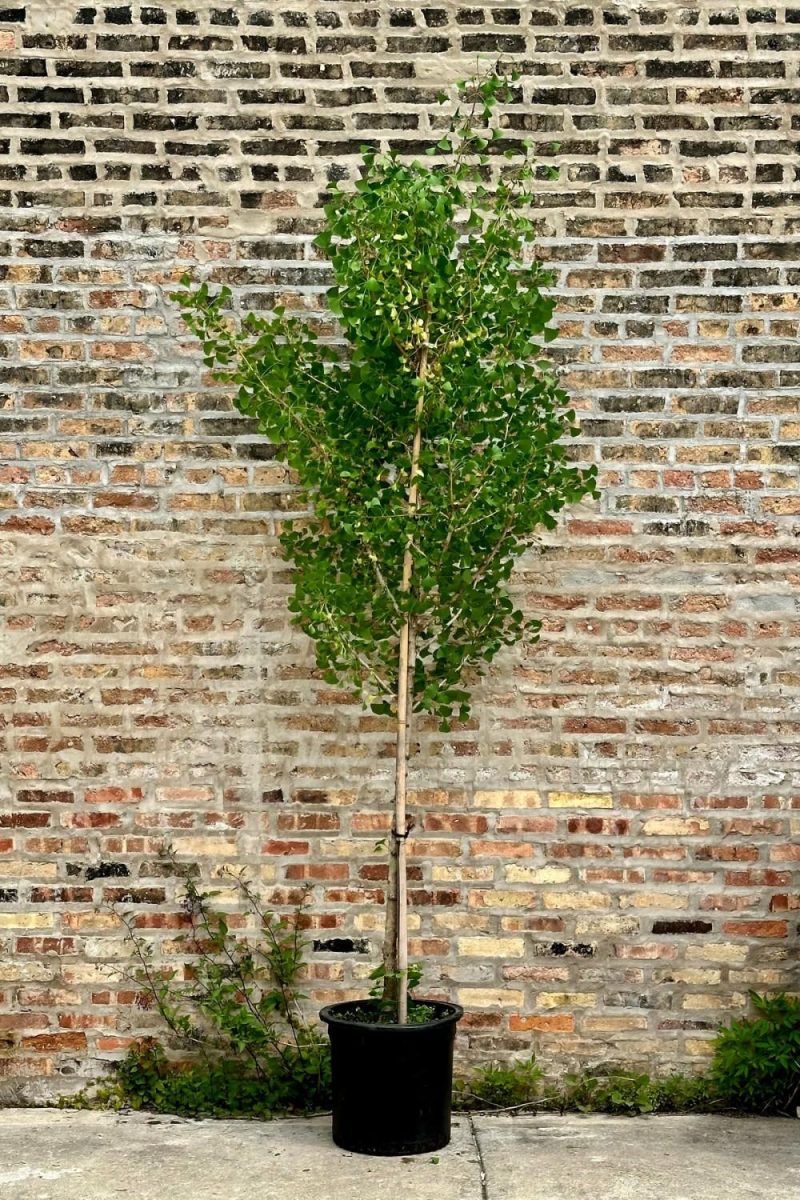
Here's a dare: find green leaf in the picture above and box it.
[171,67,599,726]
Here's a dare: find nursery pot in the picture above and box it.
[319,999,463,1156]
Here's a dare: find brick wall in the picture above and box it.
[1,0,799,1101]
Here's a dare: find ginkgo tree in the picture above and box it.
[174,69,598,1025]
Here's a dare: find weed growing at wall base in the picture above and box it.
[455,994,800,1118]
[67,990,798,1120]
[453,1058,714,1116]
[71,1039,330,1120]
[64,855,331,1118]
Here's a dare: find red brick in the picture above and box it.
[0,515,55,534]
[0,1014,50,1030]
[286,863,349,881]
[722,920,788,938]
[84,788,143,804]
[22,1032,87,1051]
[470,841,533,859]
[563,717,627,734]
[567,519,633,536]
[422,814,489,834]
[261,840,310,856]
[510,1014,575,1032]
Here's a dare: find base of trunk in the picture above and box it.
[319,999,463,1156]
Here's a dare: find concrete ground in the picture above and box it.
[0,1108,797,1200]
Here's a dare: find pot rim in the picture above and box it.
[319,997,463,1033]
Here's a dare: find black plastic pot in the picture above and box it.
[319,999,463,1156]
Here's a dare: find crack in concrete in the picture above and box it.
[468,1115,490,1200]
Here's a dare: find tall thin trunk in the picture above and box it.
[383,344,428,1024]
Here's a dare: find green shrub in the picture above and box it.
[110,1039,330,1119]
[454,1057,544,1111]
[711,991,800,1116]
[65,854,330,1118]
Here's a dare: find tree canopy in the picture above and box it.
[174,71,598,727]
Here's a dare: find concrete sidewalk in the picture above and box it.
[0,1108,797,1200]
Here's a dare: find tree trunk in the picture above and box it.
[391,614,413,1024]
[383,346,427,1023]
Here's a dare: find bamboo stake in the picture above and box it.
[390,343,427,1025]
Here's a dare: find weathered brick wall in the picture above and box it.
[1,0,799,1101]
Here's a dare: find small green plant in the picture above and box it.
[66,854,330,1118]
[330,963,437,1026]
[711,991,800,1116]
[453,1057,544,1111]
[363,963,437,1025]
[452,1057,714,1116]
[557,1070,713,1116]
[648,1072,715,1113]
[368,960,423,1000]
[558,1072,655,1115]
